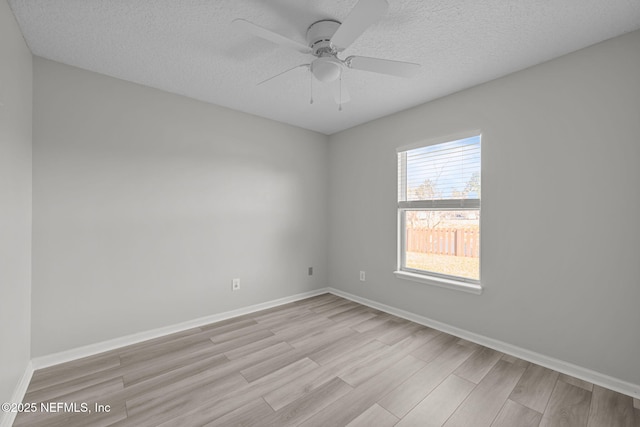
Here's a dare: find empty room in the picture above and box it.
[1,0,639,426]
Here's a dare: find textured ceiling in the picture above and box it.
[8,0,640,134]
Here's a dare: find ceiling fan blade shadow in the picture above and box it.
[330,0,388,51]
[329,79,350,104]
[233,19,312,54]
[245,0,325,31]
[257,64,310,86]
[346,55,420,78]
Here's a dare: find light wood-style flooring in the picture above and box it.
[15,293,640,426]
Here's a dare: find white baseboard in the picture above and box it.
[32,288,329,370]
[327,287,640,399]
[0,361,34,427]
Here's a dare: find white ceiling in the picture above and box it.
[8,0,640,135]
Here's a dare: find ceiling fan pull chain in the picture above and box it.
[309,71,314,104]
[338,73,343,111]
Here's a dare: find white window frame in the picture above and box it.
[394,130,483,295]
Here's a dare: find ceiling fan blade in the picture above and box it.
[233,19,312,54]
[346,55,420,78]
[330,0,388,51]
[329,79,351,104]
[257,64,309,86]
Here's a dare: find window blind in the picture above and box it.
[398,135,480,209]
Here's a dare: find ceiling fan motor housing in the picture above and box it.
[306,20,341,56]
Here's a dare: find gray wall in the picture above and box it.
[0,0,32,404]
[32,58,329,357]
[328,30,640,385]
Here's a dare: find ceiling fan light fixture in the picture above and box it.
[310,57,342,83]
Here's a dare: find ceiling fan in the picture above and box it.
[233,0,420,108]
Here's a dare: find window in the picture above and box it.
[396,133,481,293]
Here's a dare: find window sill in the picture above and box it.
[393,270,483,295]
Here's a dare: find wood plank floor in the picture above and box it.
[14,294,639,427]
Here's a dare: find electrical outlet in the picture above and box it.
[359,271,366,281]
[232,278,240,291]
[308,267,313,276]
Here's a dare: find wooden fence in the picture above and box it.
[406,228,479,258]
